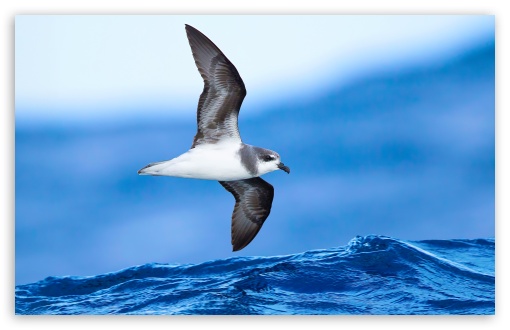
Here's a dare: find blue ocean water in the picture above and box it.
[15,235,495,315]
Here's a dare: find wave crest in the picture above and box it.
[15,235,494,315]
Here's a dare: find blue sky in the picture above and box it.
[15,15,494,122]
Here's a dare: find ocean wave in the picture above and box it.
[15,235,494,315]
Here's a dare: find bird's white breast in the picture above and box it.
[145,141,254,181]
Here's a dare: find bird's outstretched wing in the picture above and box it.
[219,177,274,251]
[185,24,246,148]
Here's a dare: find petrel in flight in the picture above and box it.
[138,24,290,251]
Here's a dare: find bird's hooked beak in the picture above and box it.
[278,162,290,174]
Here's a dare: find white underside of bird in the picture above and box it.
[139,140,275,181]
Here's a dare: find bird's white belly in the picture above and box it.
[147,143,253,181]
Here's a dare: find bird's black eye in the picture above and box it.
[263,155,274,162]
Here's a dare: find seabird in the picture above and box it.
[138,24,290,251]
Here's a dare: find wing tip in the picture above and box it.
[231,219,263,252]
[232,240,249,252]
[184,24,198,39]
[184,24,202,37]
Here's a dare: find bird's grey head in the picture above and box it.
[255,148,290,176]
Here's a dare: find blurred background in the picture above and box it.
[15,15,494,285]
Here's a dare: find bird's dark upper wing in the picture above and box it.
[219,177,274,251]
[185,24,246,148]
